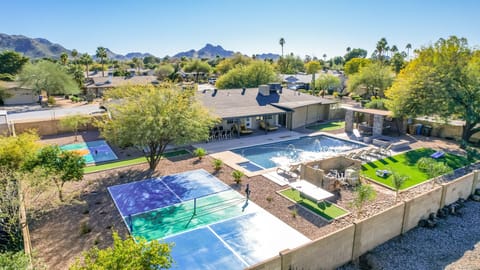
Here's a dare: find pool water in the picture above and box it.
[60,140,118,164]
[232,134,364,169]
[237,161,264,172]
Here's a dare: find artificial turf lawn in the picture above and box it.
[306,121,345,131]
[361,148,471,190]
[84,149,190,173]
[280,188,348,221]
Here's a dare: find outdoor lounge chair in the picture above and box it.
[277,163,301,179]
[259,120,278,131]
[431,151,445,159]
[376,169,391,178]
[234,124,253,135]
[353,129,362,141]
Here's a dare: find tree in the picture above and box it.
[96,47,108,77]
[344,48,368,62]
[156,64,175,81]
[0,168,23,252]
[279,38,285,57]
[79,53,93,78]
[70,231,172,270]
[60,52,68,65]
[347,62,394,98]
[0,251,30,269]
[183,59,211,83]
[0,131,39,170]
[344,58,372,75]
[391,171,408,202]
[386,36,480,143]
[0,82,13,104]
[71,49,79,64]
[60,114,91,142]
[390,52,406,73]
[375,37,388,62]
[405,43,412,59]
[67,64,85,88]
[96,84,218,170]
[132,57,143,74]
[0,51,29,76]
[305,61,321,90]
[18,61,80,96]
[25,145,85,201]
[215,61,277,89]
[215,53,251,75]
[315,74,341,97]
[277,54,304,74]
[352,183,376,218]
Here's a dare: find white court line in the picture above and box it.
[159,179,183,201]
[206,226,250,268]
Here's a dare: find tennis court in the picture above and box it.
[60,140,118,164]
[108,169,309,269]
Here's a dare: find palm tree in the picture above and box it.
[353,183,376,218]
[80,53,93,78]
[60,52,68,65]
[322,54,327,61]
[391,45,398,54]
[405,43,412,60]
[346,47,351,53]
[376,37,388,61]
[96,46,108,77]
[279,38,285,57]
[71,49,78,64]
[391,171,408,202]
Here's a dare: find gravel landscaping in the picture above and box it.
[338,200,480,270]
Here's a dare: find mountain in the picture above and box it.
[0,33,70,59]
[0,33,280,61]
[0,33,155,60]
[173,43,235,59]
[254,53,280,60]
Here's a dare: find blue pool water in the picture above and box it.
[237,161,264,172]
[232,134,365,169]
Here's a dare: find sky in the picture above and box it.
[2,0,480,59]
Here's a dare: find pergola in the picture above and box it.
[344,107,393,137]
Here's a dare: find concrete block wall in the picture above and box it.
[352,203,405,258]
[12,116,99,136]
[402,186,443,233]
[251,171,478,270]
[441,173,474,207]
[283,225,355,270]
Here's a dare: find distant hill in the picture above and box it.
[174,43,235,59]
[254,53,280,60]
[0,33,280,61]
[0,33,70,59]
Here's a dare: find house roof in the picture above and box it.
[85,75,158,89]
[197,87,336,119]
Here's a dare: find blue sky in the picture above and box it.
[2,0,480,58]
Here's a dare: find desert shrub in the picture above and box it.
[193,148,207,160]
[212,158,223,171]
[231,170,244,184]
[47,96,56,105]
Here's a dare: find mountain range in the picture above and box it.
[0,33,279,60]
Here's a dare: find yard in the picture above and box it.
[361,148,471,190]
[280,188,348,221]
[306,121,345,132]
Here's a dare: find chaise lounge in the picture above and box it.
[259,120,278,131]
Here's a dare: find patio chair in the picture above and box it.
[259,120,278,131]
[277,163,301,179]
[353,129,362,141]
[379,144,393,157]
[234,124,253,135]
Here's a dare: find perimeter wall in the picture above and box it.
[247,170,480,270]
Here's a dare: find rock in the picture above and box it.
[426,219,437,228]
[475,189,480,196]
[437,208,448,218]
[418,219,428,227]
[471,194,480,202]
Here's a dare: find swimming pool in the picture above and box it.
[232,134,365,170]
[60,140,118,164]
[108,169,309,269]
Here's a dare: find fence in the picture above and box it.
[247,170,480,270]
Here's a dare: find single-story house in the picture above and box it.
[84,75,158,97]
[1,82,37,105]
[197,84,338,132]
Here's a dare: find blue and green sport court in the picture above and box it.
[60,140,118,164]
[108,169,309,269]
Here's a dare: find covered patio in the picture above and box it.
[344,107,399,137]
